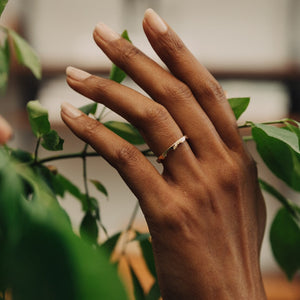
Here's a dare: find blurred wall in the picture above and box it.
[1,0,299,275]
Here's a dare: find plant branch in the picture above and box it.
[37,151,101,164]
[120,200,140,257]
[126,200,140,232]
[82,143,91,209]
[34,137,41,163]
[238,119,287,129]
[38,149,155,165]
[82,155,90,207]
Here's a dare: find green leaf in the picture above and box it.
[0,37,10,94]
[284,120,300,148]
[11,149,33,163]
[135,231,156,278]
[79,103,97,115]
[109,30,131,83]
[228,97,250,120]
[104,121,145,145]
[0,152,128,299]
[0,149,23,291]
[9,29,41,79]
[41,130,64,151]
[129,265,145,300]
[52,173,89,210]
[26,100,50,137]
[80,212,99,245]
[0,0,8,17]
[146,281,161,300]
[100,232,121,257]
[133,232,151,242]
[90,179,108,197]
[270,207,300,280]
[252,123,300,191]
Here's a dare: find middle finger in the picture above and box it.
[93,23,224,159]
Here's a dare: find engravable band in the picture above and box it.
[157,135,188,163]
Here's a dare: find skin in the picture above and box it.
[0,115,12,145]
[61,9,267,300]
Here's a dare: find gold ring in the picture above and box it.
[157,135,188,163]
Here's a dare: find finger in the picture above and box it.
[60,102,169,216]
[92,22,224,158]
[65,66,198,176]
[143,9,242,149]
[0,116,12,145]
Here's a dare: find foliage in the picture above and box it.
[0,1,299,297]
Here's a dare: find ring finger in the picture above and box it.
[66,67,198,177]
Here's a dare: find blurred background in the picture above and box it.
[1,0,300,298]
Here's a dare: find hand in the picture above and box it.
[0,115,12,145]
[61,9,266,300]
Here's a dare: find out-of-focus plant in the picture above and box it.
[0,1,299,299]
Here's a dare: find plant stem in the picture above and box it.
[97,106,107,121]
[242,136,254,142]
[82,143,91,209]
[83,155,90,207]
[238,119,287,129]
[0,25,8,33]
[120,200,140,256]
[34,137,41,163]
[37,151,101,164]
[126,200,140,231]
[38,149,154,165]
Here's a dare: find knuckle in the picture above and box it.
[82,119,102,141]
[117,42,141,65]
[115,144,140,167]
[161,34,186,56]
[163,82,194,101]
[217,154,243,191]
[200,79,225,101]
[87,76,114,95]
[143,103,170,125]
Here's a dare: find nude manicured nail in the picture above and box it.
[95,22,120,42]
[144,8,168,34]
[66,66,91,81]
[61,102,82,119]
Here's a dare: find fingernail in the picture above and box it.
[144,8,168,34]
[61,102,82,119]
[95,22,120,42]
[0,116,12,144]
[66,66,91,81]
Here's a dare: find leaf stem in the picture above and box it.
[81,143,91,210]
[126,200,140,232]
[34,137,41,163]
[259,178,299,221]
[121,200,140,255]
[242,136,254,142]
[0,25,8,33]
[82,155,90,208]
[238,119,287,129]
[97,106,107,122]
